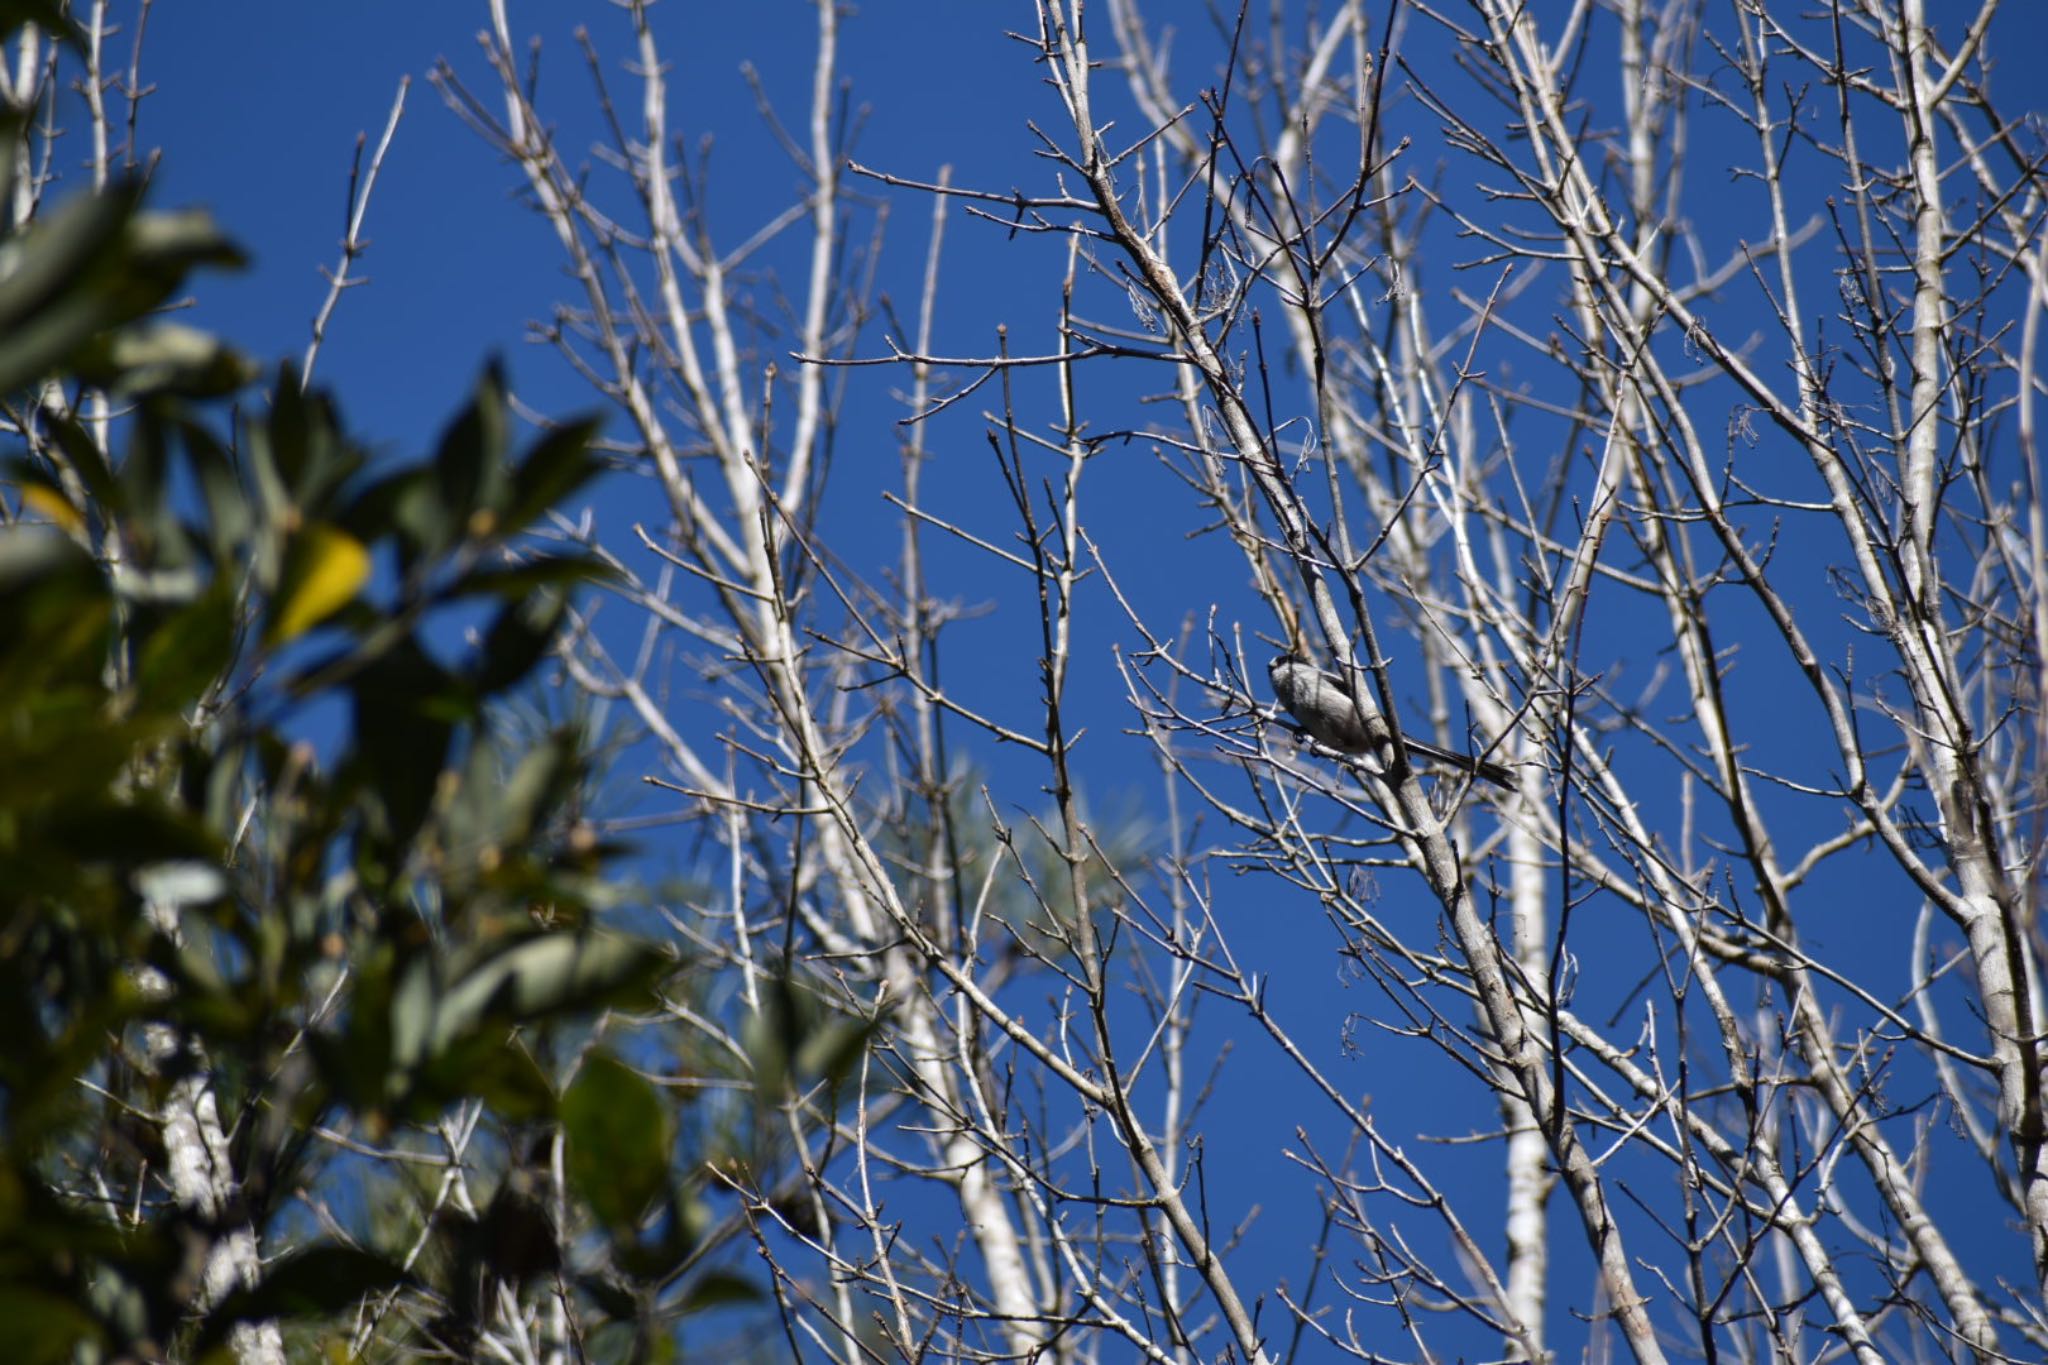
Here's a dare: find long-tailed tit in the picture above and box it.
[1267,652,1513,790]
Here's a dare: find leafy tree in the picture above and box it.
[0,13,776,1361]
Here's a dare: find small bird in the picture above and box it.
[1267,652,1514,790]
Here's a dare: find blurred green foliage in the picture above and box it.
[0,202,669,1356]
[0,55,764,1365]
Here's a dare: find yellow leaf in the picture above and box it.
[22,482,85,536]
[268,521,369,643]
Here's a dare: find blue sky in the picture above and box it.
[108,1,2048,1358]
[143,2,1034,443]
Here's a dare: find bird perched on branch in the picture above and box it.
[1267,652,1514,791]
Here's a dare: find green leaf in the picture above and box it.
[134,585,238,711]
[744,979,878,1101]
[472,1177,560,1284]
[680,1270,761,1316]
[178,415,254,564]
[193,1247,405,1355]
[387,952,438,1080]
[0,185,135,390]
[454,555,616,599]
[562,1052,672,1234]
[473,588,568,696]
[794,1013,882,1090]
[430,932,664,1058]
[0,723,172,826]
[0,188,242,394]
[45,411,121,517]
[502,416,604,530]
[321,941,397,1112]
[122,205,247,280]
[0,527,110,693]
[72,321,253,397]
[412,1036,555,1121]
[111,403,186,578]
[575,1272,641,1322]
[51,797,215,864]
[261,371,359,512]
[494,730,579,849]
[0,1285,103,1365]
[348,639,459,858]
[432,363,511,536]
[347,466,443,571]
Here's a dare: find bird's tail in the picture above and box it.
[1406,738,1516,791]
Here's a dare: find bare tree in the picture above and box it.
[295,0,2048,1358]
